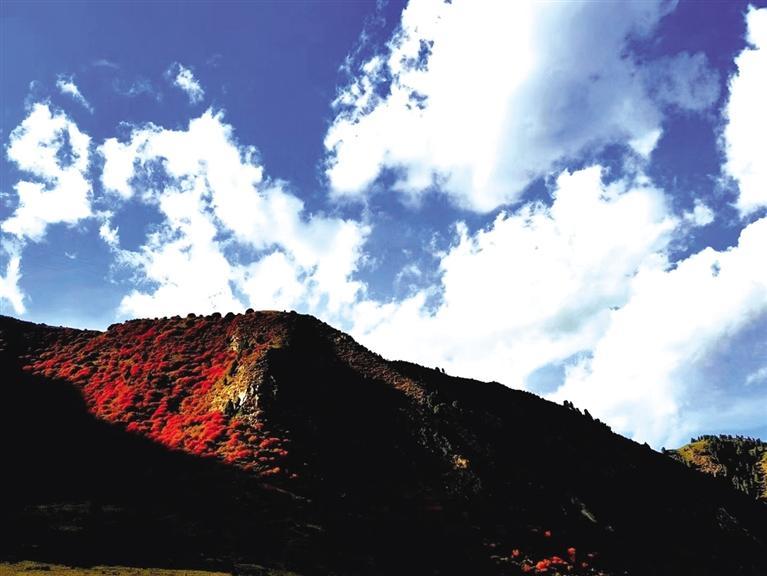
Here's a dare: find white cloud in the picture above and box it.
[0,103,93,314]
[644,52,720,112]
[98,220,120,248]
[683,199,715,227]
[325,0,718,212]
[3,103,92,242]
[99,110,368,318]
[167,63,205,104]
[117,185,243,318]
[352,166,677,389]
[98,136,141,200]
[350,164,767,448]
[56,75,94,113]
[629,128,664,159]
[552,216,767,447]
[235,252,307,311]
[745,365,767,387]
[93,59,119,69]
[722,6,767,216]
[0,243,25,314]
[0,4,758,456]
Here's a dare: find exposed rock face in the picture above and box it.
[2,311,767,575]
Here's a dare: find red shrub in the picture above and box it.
[259,437,281,450]
[21,314,288,480]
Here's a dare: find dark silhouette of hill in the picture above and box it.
[666,435,767,502]
[1,311,767,575]
[0,319,311,573]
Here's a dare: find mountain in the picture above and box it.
[2,311,767,576]
[665,436,767,502]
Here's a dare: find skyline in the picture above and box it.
[1,0,767,448]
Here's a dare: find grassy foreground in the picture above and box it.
[0,562,231,576]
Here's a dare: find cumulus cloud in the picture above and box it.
[116,186,244,318]
[167,63,205,104]
[722,6,767,216]
[0,103,93,313]
[3,103,92,242]
[99,110,368,318]
[553,216,767,447]
[350,164,767,448]
[325,0,719,212]
[56,75,94,112]
[352,166,677,389]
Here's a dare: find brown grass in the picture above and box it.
[0,561,231,576]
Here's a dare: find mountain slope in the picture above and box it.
[2,311,767,575]
[666,435,767,501]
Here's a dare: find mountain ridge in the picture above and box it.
[666,435,767,502]
[2,311,767,575]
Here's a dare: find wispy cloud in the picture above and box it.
[166,62,205,104]
[746,365,767,387]
[92,58,119,69]
[112,77,158,100]
[56,75,94,113]
[642,52,720,112]
[0,242,25,314]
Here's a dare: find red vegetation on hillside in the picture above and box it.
[487,528,605,575]
[22,312,293,478]
[6,311,767,575]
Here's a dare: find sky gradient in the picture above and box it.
[1,0,766,449]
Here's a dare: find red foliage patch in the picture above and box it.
[22,314,294,479]
[506,540,602,576]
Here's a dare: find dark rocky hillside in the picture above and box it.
[2,311,767,575]
[666,435,767,502]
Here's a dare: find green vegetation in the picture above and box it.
[666,435,767,501]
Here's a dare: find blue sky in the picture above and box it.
[1,0,766,448]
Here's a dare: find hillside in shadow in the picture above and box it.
[0,342,313,573]
[2,312,767,575]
